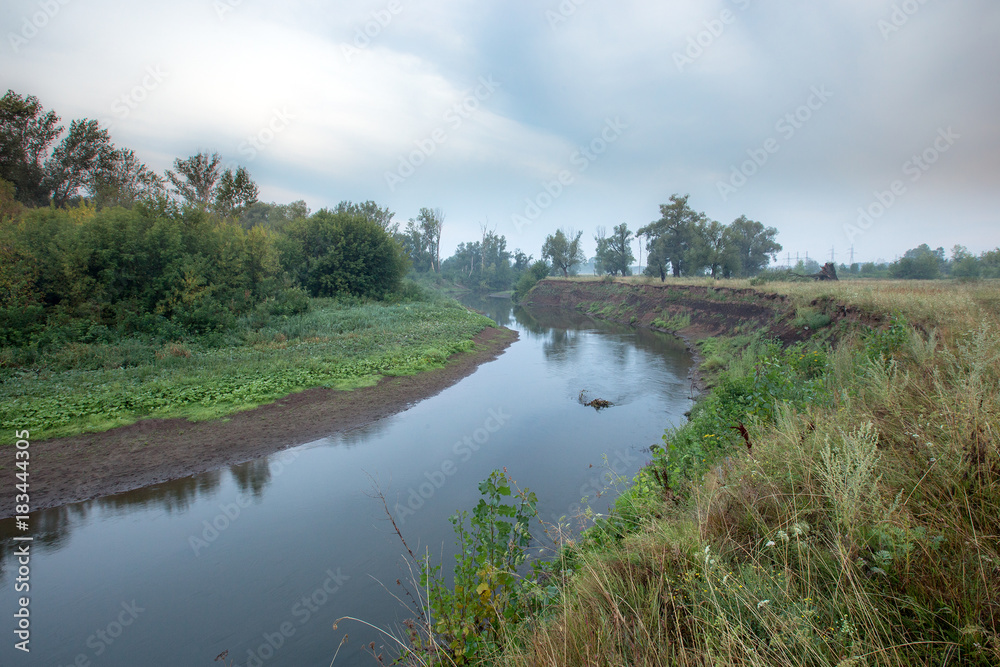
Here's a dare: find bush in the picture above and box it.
[512,260,550,302]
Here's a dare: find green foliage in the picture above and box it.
[541,229,585,278]
[0,298,492,441]
[651,312,692,330]
[284,209,409,299]
[863,315,909,365]
[639,195,781,279]
[653,341,830,487]
[512,260,551,302]
[594,223,635,277]
[409,470,540,664]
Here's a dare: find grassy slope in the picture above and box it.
[500,278,1000,666]
[0,297,494,443]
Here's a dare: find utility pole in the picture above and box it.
[850,245,855,265]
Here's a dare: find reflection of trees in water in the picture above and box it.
[334,418,394,448]
[0,504,91,581]
[96,470,223,515]
[0,470,226,583]
[230,458,272,499]
[456,294,514,327]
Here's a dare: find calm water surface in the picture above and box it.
[0,296,693,666]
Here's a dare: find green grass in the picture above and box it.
[0,297,494,443]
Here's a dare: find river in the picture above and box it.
[0,296,693,666]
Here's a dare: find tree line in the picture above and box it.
[0,90,418,350]
[536,194,782,281]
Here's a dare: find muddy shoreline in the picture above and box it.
[1,326,518,518]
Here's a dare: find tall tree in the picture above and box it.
[334,200,396,234]
[214,166,259,218]
[595,223,634,276]
[45,119,113,207]
[0,90,61,206]
[89,147,164,209]
[722,215,782,277]
[638,194,705,278]
[165,152,222,207]
[542,228,585,277]
[417,207,444,273]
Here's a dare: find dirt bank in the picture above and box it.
[0,326,517,518]
[521,279,870,391]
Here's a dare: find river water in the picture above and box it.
[0,296,692,666]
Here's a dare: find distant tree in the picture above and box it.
[88,147,164,209]
[333,200,396,234]
[722,215,782,277]
[542,228,585,277]
[0,91,121,207]
[214,166,259,218]
[595,223,634,276]
[418,207,444,273]
[165,152,223,207]
[0,90,62,206]
[638,194,705,278]
[44,119,114,207]
[890,244,942,279]
[950,245,981,281]
[981,248,1000,279]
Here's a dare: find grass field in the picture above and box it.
[0,295,494,443]
[407,278,1000,666]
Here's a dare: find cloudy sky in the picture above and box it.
[3,0,998,264]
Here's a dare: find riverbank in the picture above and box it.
[0,325,516,517]
[418,277,1000,666]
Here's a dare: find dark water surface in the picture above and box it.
[0,296,692,666]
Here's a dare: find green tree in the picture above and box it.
[594,223,634,276]
[890,244,941,279]
[333,200,396,233]
[165,152,222,207]
[286,209,408,298]
[214,166,259,218]
[638,194,706,278]
[950,245,981,281]
[542,228,585,277]
[89,147,164,209]
[0,90,61,206]
[722,215,782,277]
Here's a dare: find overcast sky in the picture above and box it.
[3,0,998,264]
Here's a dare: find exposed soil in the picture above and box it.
[522,280,878,393]
[0,326,518,518]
